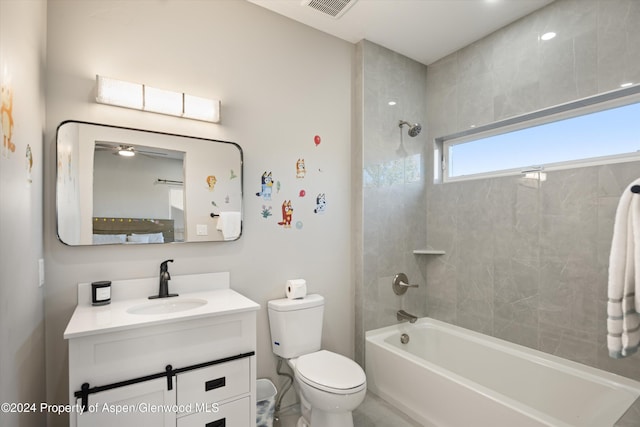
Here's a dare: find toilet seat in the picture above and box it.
[295,350,366,394]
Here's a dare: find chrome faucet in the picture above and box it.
[149,259,178,299]
[397,310,418,323]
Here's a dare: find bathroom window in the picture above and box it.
[435,87,640,182]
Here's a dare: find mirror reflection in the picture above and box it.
[56,121,242,245]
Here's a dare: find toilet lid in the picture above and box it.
[295,350,366,393]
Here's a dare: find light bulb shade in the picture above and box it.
[96,75,143,109]
[118,147,135,157]
[184,94,220,123]
[144,86,183,116]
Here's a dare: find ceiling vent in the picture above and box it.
[302,0,358,19]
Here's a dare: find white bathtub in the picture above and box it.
[365,318,640,427]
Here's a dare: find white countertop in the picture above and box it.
[63,272,260,339]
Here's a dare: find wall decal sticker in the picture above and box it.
[256,171,274,200]
[276,180,281,193]
[296,158,306,178]
[206,175,217,191]
[261,205,273,219]
[230,169,238,179]
[277,200,293,228]
[299,189,306,197]
[296,221,303,230]
[314,135,321,147]
[26,144,33,183]
[314,193,327,214]
[1,84,15,157]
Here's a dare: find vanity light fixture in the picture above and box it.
[95,75,221,123]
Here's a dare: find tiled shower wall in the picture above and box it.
[354,40,428,365]
[425,0,640,380]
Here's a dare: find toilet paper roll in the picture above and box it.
[286,279,307,299]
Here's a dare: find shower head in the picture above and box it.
[408,124,422,137]
[399,120,422,137]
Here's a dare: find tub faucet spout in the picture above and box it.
[397,310,418,323]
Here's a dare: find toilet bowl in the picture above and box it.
[289,350,366,427]
[267,295,367,427]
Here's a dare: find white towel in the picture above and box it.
[607,177,640,358]
[216,211,241,241]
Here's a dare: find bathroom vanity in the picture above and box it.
[64,273,259,427]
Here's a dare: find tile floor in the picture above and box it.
[275,391,422,427]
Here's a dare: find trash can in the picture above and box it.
[256,378,277,427]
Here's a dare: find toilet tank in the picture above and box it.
[267,294,324,359]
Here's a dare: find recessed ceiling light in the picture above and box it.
[541,32,556,41]
[620,82,634,88]
[388,101,397,106]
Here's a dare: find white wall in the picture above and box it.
[44,1,353,424]
[93,152,183,219]
[0,1,47,426]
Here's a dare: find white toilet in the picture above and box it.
[268,294,366,427]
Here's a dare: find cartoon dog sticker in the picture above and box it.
[277,200,293,228]
[314,193,327,214]
[206,175,217,191]
[296,158,306,178]
[1,85,15,157]
[256,171,274,200]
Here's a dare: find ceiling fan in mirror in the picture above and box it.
[94,141,170,158]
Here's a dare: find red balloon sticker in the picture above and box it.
[299,189,306,197]
[314,135,321,146]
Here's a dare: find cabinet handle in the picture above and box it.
[206,418,225,427]
[205,377,226,392]
[80,383,90,412]
[166,365,174,391]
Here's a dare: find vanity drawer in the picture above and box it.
[177,396,250,427]
[177,358,250,410]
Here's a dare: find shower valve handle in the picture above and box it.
[398,281,419,288]
[392,273,419,295]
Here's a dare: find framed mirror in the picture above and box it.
[56,120,242,245]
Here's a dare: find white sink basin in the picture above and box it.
[127,298,208,315]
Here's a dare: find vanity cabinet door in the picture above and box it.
[176,396,250,427]
[75,377,176,427]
